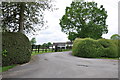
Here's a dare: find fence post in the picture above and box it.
[55,45,58,52]
[38,45,40,53]
[52,46,53,52]
[42,48,43,52]
[45,48,47,52]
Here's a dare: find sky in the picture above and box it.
[28,0,119,45]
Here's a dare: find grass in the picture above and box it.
[31,49,72,56]
[0,65,16,72]
[31,51,53,56]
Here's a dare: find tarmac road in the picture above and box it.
[2,51,118,78]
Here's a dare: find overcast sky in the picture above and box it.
[28,0,119,45]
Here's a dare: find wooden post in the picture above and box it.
[52,45,53,52]
[38,45,40,53]
[55,45,58,52]
[42,47,44,52]
[45,48,47,52]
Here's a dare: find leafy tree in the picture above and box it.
[111,34,120,40]
[42,42,52,48]
[1,1,55,34]
[47,42,52,46]
[42,43,47,48]
[30,38,36,45]
[59,1,108,41]
[68,32,78,42]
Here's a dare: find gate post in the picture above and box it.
[55,45,58,52]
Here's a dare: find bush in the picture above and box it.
[110,34,120,40]
[98,39,118,58]
[2,32,32,66]
[111,40,120,57]
[72,38,118,58]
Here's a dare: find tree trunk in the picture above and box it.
[18,2,25,34]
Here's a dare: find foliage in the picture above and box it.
[47,42,52,47]
[112,40,120,57]
[2,32,32,66]
[30,37,36,45]
[41,42,52,48]
[1,1,55,34]
[68,32,78,42]
[2,49,7,57]
[60,1,108,41]
[72,38,103,58]
[110,34,120,40]
[98,39,118,58]
[72,38,118,58]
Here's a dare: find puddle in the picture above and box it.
[44,59,48,61]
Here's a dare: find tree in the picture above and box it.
[1,1,55,34]
[111,34,120,40]
[41,42,52,48]
[30,38,36,45]
[59,1,108,41]
[68,32,78,42]
[47,42,52,47]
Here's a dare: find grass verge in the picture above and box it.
[31,51,53,56]
[0,65,16,72]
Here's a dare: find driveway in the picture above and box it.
[2,51,118,78]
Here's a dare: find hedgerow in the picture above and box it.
[72,38,118,58]
[2,32,32,66]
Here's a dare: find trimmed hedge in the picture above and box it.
[72,38,118,58]
[98,39,118,58]
[112,40,120,57]
[2,32,32,66]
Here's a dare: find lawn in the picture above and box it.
[32,49,71,56]
[31,50,53,56]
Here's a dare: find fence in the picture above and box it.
[31,45,72,53]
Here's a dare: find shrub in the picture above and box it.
[2,32,32,66]
[98,39,118,58]
[111,40,120,57]
[72,38,103,58]
[72,38,118,58]
[110,34,120,40]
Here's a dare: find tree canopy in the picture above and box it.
[68,32,78,42]
[30,37,36,45]
[41,42,52,48]
[1,0,55,34]
[111,34,120,40]
[59,1,108,41]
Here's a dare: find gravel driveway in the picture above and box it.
[2,51,118,78]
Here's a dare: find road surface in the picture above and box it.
[2,51,118,78]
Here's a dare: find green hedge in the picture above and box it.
[98,39,118,58]
[112,40,120,57]
[72,38,118,58]
[2,32,32,66]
